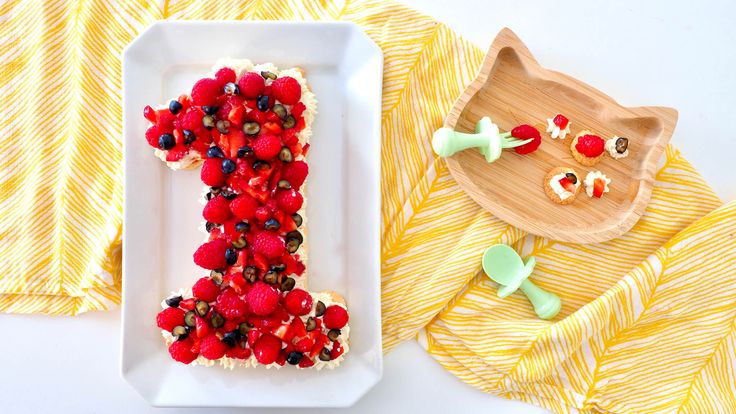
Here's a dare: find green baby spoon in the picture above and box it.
[481,244,561,320]
[431,117,531,163]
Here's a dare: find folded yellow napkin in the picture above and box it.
[1,0,733,412]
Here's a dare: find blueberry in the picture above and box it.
[234,221,250,233]
[158,133,175,150]
[221,159,236,174]
[257,95,269,111]
[225,248,237,265]
[165,295,183,307]
[237,146,254,158]
[264,218,280,231]
[168,100,183,115]
[202,105,218,115]
[223,82,239,95]
[286,351,303,365]
[183,129,196,145]
[207,146,225,158]
[221,331,239,347]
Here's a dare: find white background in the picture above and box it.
[2,1,735,413]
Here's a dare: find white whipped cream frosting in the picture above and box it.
[546,115,571,139]
[605,136,629,159]
[549,172,579,200]
[584,170,611,197]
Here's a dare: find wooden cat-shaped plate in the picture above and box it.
[444,28,677,244]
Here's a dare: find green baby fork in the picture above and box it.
[432,117,531,163]
[481,244,561,320]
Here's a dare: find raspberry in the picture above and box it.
[215,287,248,319]
[203,195,232,223]
[238,72,265,99]
[156,307,186,331]
[322,305,349,329]
[200,334,228,360]
[214,67,237,86]
[281,161,308,190]
[252,231,284,259]
[193,238,229,270]
[226,346,251,360]
[168,338,198,364]
[230,194,259,220]
[191,78,221,106]
[553,114,569,129]
[253,134,281,160]
[192,277,220,302]
[178,107,205,131]
[575,134,605,157]
[156,110,176,129]
[511,124,542,155]
[283,289,313,316]
[247,281,280,316]
[275,189,303,215]
[271,76,301,105]
[144,125,164,148]
[200,158,227,187]
[253,334,282,365]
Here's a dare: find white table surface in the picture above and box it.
[2,1,735,413]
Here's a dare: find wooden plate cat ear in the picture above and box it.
[441,28,677,244]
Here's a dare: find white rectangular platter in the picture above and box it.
[122,21,383,407]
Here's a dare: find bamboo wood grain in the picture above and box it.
[443,28,677,244]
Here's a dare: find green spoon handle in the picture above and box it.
[431,128,490,157]
[519,279,561,320]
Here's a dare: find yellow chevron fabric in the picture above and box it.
[1,0,734,412]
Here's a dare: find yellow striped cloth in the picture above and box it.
[1,0,734,412]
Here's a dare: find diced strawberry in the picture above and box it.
[178,94,191,111]
[282,129,298,146]
[295,336,313,353]
[247,329,262,348]
[228,105,245,126]
[291,102,306,118]
[593,178,605,198]
[253,253,269,273]
[226,130,246,159]
[275,350,286,366]
[295,117,306,131]
[224,272,247,294]
[281,215,297,233]
[265,110,282,123]
[272,324,294,342]
[195,315,211,338]
[298,356,315,368]
[553,113,569,129]
[179,298,196,311]
[331,341,344,359]
[173,129,184,146]
[143,105,157,123]
[246,108,266,124]
[309,334,330,359]
[290,316,307,338]
[558,177,577,193]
